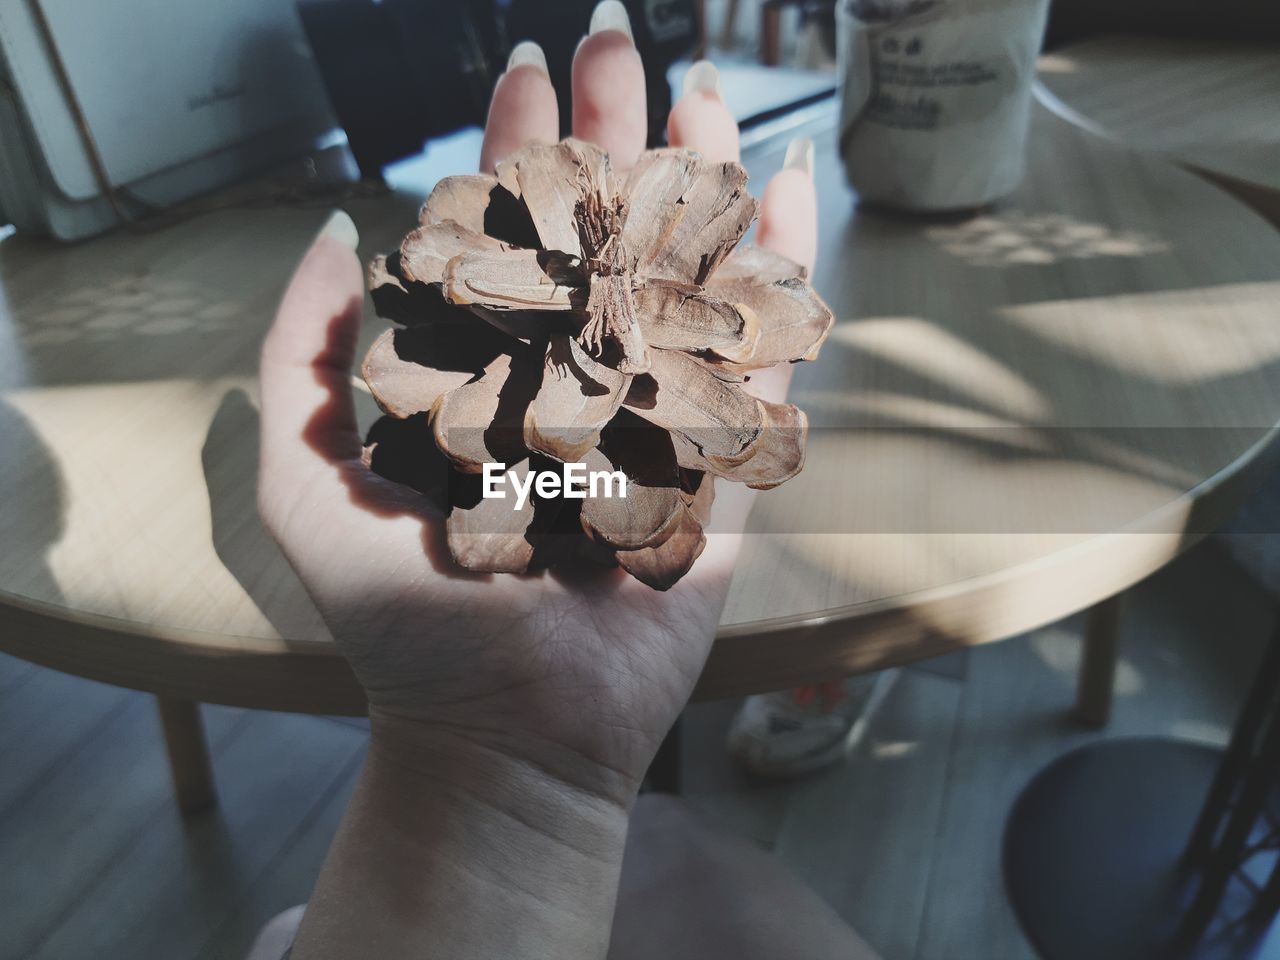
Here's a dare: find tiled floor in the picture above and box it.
[3,535,1275,960]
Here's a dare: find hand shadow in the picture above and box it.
[0,398,66,607]
[201,388,333,645]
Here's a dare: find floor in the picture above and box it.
[681,538,1277,960]
[2,534,1275,960]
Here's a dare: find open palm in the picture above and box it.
[258,28,817,802]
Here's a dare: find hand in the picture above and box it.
[265,11,822,958]
[259,25,818,808]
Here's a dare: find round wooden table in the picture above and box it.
[3,102,1280,806]
[1037,37,1280,222]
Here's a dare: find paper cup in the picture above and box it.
[837,0,1051,212]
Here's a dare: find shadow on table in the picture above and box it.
[788,104,1280,518]
[201,388,332,646]
[794,312,1280,538]
[0,397,66,610]
[799,195,1280,533]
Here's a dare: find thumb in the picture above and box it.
[259,210,365,511]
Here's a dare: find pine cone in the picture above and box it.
[361,139,833,589]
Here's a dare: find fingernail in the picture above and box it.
[507,40,548,75]
[589,0,633,41]
[317,209,359,250]
[783,137,815,178]
[682,60,722,100]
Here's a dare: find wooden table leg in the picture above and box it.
[693,0,709,60]
[761,2,783,67]
[1074,593,1122,728]
[719,0,742,50]
[156,696,218,815]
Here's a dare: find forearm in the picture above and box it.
[290,725,633,960]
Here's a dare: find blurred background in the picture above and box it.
[5,0,1275,242]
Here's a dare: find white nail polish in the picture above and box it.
[589,0,633,41]
[507,40,549,75]
[783,137,815,178]
[317,209,359,250]
[682,60,722,100]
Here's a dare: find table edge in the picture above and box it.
[3,421,1277,708]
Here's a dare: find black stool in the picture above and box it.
[1003,625,1280,959]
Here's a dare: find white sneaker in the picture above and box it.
[727,671,899,779]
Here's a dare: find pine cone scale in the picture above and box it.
[523,335,630,464]
[431,350,541,474]
[418,173,499,231]
[444,247,578,311]
[399,222,506,286]
[633,284,760,362]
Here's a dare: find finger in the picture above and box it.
[757,137,818,274]
[666,61,740,163]
[743,138,818,407]
[479,42,560,173]
[260,211,365,498]
[680,142,820,549]
[572,1,647,170]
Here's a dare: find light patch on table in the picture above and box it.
[1000,282,1280,388]
[724,532,1086,621]
[2,378,328,646]
[927,213,1168,268]
[722,529,1185,641]
[791,391,1053,437]
[747,417,1191,536]
[824,317,1050,421]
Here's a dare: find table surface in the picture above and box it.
[3,102,1280,713]
[1037,37,1280,194]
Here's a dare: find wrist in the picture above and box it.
[368,706,649,810]
[364,722,633,872]
[291,716,633,959]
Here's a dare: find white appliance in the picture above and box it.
[0,0,334,239]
